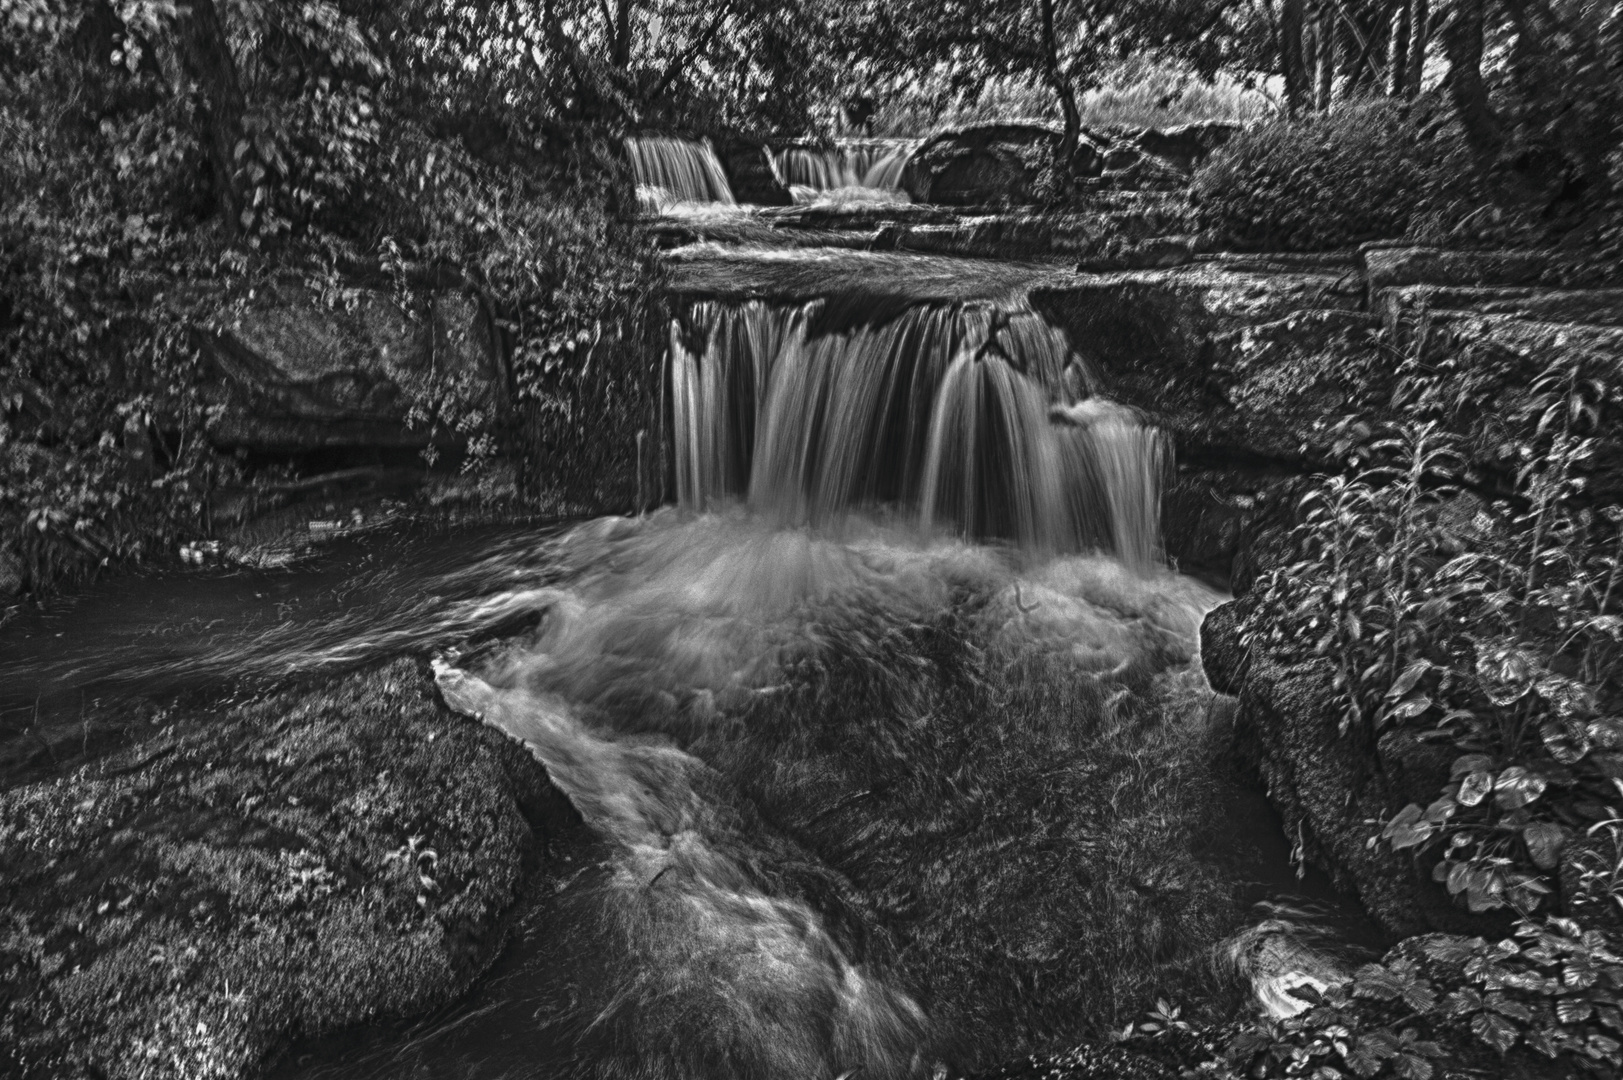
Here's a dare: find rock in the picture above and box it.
[902,123,1103,206]
[1202,601,1503,938]
[1103,144,1142,171]
[1374,284,1623,332]
[1133,121,1241,173]
[197,283,503,453]
[713,134,792,205]
[1028,265,1366,455]
[0,660,581,1080]
[1074,235,1197,271]
[1359,245,1600,291]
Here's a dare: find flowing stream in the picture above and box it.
[0,179,1382,1079]
[772,140,916,203]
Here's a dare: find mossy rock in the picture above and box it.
[0,659,578,1079]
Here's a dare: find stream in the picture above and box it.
[1,138,1386,1079]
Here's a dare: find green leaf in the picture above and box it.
[1451,753,1494,779]
[1557,997,1595,1024]
[1389,694,1432,720]
[1486,992,1533,1021]
[1466,869,1507,913]
[1392,1053,1434,1080]
[1441,987,1484,1017]
[1458,770,1494,807]
[1522,822,1565,871]
[1494,767,1547,810]
[1423,796,1457,825]
[1388,659,1431,698]
[1353,964,1407,1001]
[1471,1010,1520,1052]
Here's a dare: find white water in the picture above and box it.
[772,140,916,204]
[421,287,1203,1073]
[433,507,1221,1076]
[669,299,1167,569]
[626,136,737,212]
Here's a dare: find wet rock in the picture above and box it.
[713,134,793,205]
[1029,265,1366,454]
[0,660,580,1080]
[197,283,503,453]
[902,123,1104,206]
[1202,601,1509,938]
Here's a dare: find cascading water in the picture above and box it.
[668,298,1167,568]
[771,140,916,203]
[625,135,737,213]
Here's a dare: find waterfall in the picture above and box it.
[771,140,916,203]
[625,136,736,211]
[668,299,1169,568]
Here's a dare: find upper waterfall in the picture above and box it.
[771,140,916,203]
[668,299,1168,568]
[625,136,737,211]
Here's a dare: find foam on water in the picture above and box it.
[670,298,1165,569]
[626,136,737,212]
[433,507,1226,1076]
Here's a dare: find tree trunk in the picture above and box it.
[1040,0,1083,168]
[612,0,633,68]
[1314,5,1335,111]
[1442,0,1501,169]
[1405,0,1429,98]
[179,0,247,233]
[1388,0,1411,96]
[1281,0,1311,115]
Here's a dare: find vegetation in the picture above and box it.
[1247,346,1623,924]
[1209,264,1623,1077]
[1192,100,1488,250]
[1212,919,1623,1078]
[1195,1,1623,256]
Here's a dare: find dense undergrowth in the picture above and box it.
[1196,307,1623,1076]
[1193,10,1623,265]
[1191,101,1490,252]
[0,3,656,602]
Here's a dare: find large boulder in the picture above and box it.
[902,123,1103,206]
[0,660,581,1079]
[197,282,503,453]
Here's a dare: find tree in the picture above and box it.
[845,0,1243,172]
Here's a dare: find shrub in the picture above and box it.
[1192,100,1486,252]
[1243,337,1623,922]
[0,4,656,600]
[1215,917,1623,1079]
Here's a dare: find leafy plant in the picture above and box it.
[1219,917,1623,1079]
[1192,100,1491,252]
[1245,344,1623,917]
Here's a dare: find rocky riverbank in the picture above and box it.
[0,660,584,1079]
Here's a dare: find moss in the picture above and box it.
[0,659,577,1080]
